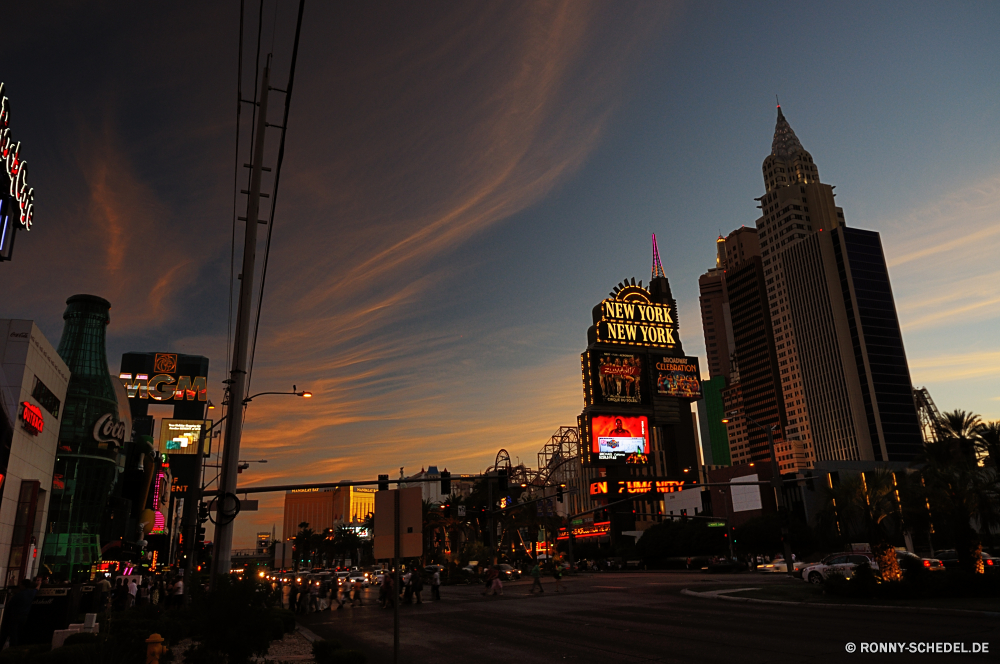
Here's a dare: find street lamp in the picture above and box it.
[243,385,313,404]
[722,409,796,577]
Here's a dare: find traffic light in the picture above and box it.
[730,525,737,545]
[497,469,507,491]
[196,525,206,547]
[442,503,451,518]
[198,503,209,524]
[440,470,451,495]
[378,474,389,491]
[556,485,564,503]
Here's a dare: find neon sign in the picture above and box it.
[557,521,611,540]
[119,373,208,401]
[20,402,43,434]
[596,299,677,348]
[589,479,688,496]
[0,83,35,230]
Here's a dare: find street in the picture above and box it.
[300,572,1000,663]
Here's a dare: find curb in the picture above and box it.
[296,624,322,643]
[680,588,1000,618]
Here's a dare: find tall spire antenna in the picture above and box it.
[776,94,780,107]
[651,234,665,280]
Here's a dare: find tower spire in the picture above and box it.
[651,234,665,279]
[771,103,804,158]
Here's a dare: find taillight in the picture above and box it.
[987,560,993,566]
[923,560,931,567]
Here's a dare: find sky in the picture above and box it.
[3,1,998,547]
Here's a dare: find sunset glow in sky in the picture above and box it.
[4,1,998,545]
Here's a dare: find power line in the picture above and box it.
[246,0,305,396]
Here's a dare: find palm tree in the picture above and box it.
[975,421,1000,468]
[918,432,1000,574]
[935,410,982,461]
[817,468,903,581]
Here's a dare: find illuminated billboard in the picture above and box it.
[158,419,211,456]
[590,351,647,405]
[655,356,702,399]
[590,414,649,464]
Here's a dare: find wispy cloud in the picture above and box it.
[908,351,1000,383]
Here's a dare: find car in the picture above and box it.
[347,571,370,587]
[756,558,807,573]
[335,570,351,585]
[497,564,520,580]
[800,553,878,584]
[423,564,445,575]
[896,551,945,574]
[933,549,998,572]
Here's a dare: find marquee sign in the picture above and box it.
[589,479,688,496]
[557,521,611,540]
[20,402,43,434]
[0,83,35,230]
[595,299,677,348]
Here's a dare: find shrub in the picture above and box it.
[313,639,342,664]
[271,607,297,634]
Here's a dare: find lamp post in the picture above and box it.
[210,386,312,583]
[722,409,796,577]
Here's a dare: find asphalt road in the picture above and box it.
[300,572,999,663]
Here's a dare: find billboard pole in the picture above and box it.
[212,57,271,583]
[393,489,400,664]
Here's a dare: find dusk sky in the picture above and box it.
[4,1,998,546]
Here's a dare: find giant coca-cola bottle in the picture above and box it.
[42,295,127,580]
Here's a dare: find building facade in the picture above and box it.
[783,227,923,461]
[0,320,71,585]
[282,484,376,541]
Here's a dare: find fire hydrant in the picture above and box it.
[146,633,165,664]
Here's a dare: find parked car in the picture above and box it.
[896,551,945,574]
[800,553,878,584]
[756,558,807,573]
[933,549,998,572]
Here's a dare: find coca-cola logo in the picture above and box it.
[92,413,127,450]
[8,331,28,339]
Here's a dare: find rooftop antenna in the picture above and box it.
[651,234,665,279]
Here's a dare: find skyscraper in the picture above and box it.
[753,105,921,464]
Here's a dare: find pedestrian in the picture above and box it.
[95,575,112,612]
[282,582,292,610]
[379,574,394,609]
[318,582,330,611]
[412,570,423,604]
[309,581,320,613]
[334,580,345,610]
[431,568,441,601]
[481,567,498,596]
[552,564,564,592]
[170,576,184,608]
[0,579,37,648]
[491,567,503,596]
[529,563,544,594]
[402,570,413,604]
[351,579,364,607]
[127,578,138,607]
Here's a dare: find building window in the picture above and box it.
[32,377,61,418]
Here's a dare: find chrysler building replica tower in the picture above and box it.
[754,105,847,468]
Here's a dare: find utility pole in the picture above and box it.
[212,56,271,580]
[764,423,796,577]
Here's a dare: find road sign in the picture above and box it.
[457,505,466,517]
[374,487,422,560]
[707,522,726,527]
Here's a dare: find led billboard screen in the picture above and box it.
[655,356,702,399]
[158,419,211,456]
[592,351,647,405]
[590,414,649,464]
